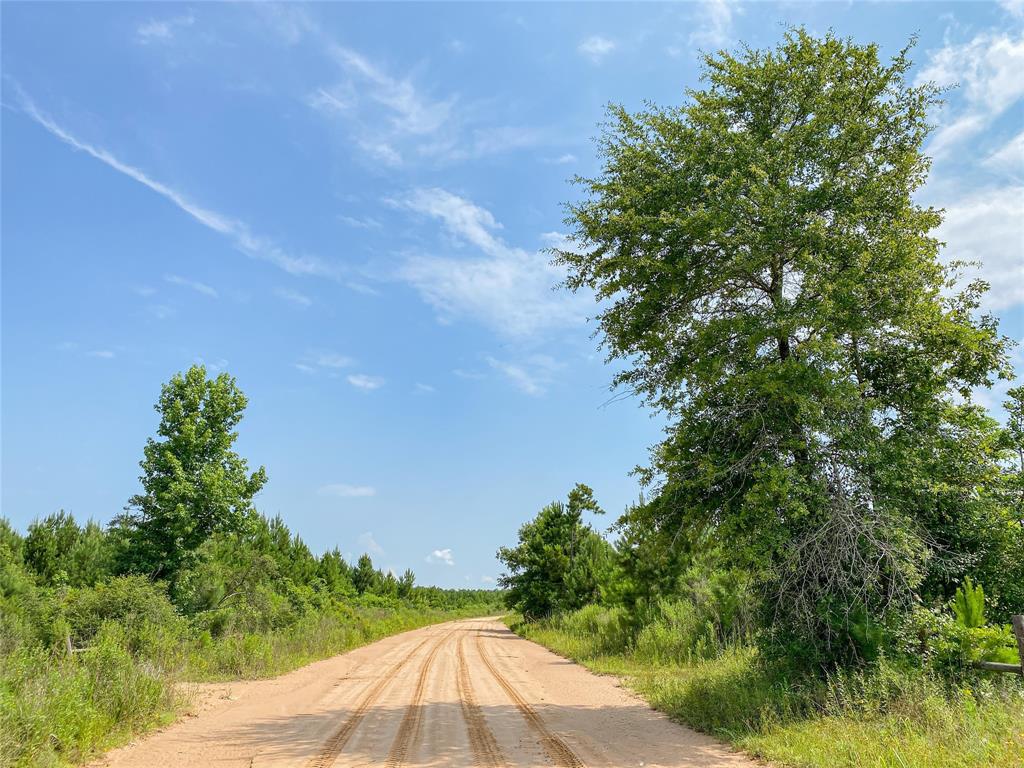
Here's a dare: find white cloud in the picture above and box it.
[418,126,542,163]
[1000,0,1024,18]
[486,354,563,396]
[358,139,403,167]
[303,27,539,166]
[339,214,381,229]
[347,373,385,390]
[194,356,229,372]
[983,130,1024,176]
[307,86,354,114]
[327,44,455,136]
[164,274,218,298]
[276,287,313,307]
[136,13,194,44]
[295,351,353,374]
[394,188,588,338]
[938,185,1024,310]
[315,352,354,368]
[547,153,577,165]
[689,0,737,51]
[917,31,1024,157]
[481,575,496,585]
[578,35,616,62]
[358,531,384,555]
[15,87,348,282]
[426,548,455,566]
[88,349,116,359]
[318,483,376,498]
[415,382,436,393]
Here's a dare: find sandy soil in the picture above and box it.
[90,618,757,767]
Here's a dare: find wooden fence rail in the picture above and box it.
[972,614,1024,676]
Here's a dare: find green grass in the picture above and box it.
[0,603,495,768]
[509,613,1024,768]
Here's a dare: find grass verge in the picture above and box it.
[509,614,1024,768]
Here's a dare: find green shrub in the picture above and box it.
[635,599,721,664]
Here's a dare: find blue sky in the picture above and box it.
[2,2,1022,587]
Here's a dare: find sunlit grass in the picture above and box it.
[509,612,1024,768]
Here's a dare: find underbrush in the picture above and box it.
[510,605,1024,768]
[1,597,498,768]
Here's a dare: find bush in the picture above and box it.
[0,624,176,767]
[64,576,186,660]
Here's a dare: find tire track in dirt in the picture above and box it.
[305,632,436,768]
[457,629,506,768]
[475,633,585,768]
[383,629,457,767]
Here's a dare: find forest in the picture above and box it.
[498,29,1024,768]
[0,365,501,767]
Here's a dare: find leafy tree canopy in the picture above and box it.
[114,365,267,584]
[557,29,1012,659]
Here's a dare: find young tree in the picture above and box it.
[497,484,613,619]
[114,365,267,585]
[352,553,378,595]
[556,30,1010,659]
[397,568,416,599]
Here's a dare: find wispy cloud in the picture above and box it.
[999,0,1024,19]
[689,0,738,51]
[486,354,563,396]
[358,531,384,555]
[276,287,313,307]
[938,184,1024,311]
[393,188,587,338]
[426,548,455,566]
[295,350,354,374]
[339,214,382,229]
[14,87,348,282]
[983,130,1024,176]
[578,35,616,62]
[294,13,540,166]
[136,13,194,44]
[546,153,577,165]
[415,382,436,393]
[347,373,385,391]
[87,349,116,359]
[917,30,1024,157]
[164,274,218,298]
[318,483,376,498]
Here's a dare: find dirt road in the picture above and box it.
[92,618,755,768]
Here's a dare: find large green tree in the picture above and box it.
[114,365,267,584]
[556,30,1011,659]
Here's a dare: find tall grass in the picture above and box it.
[1,602,496,768]
[511,604,1024,768]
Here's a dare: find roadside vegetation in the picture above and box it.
[0,366,501,768]
[501,28,1024,768]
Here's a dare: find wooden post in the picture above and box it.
[64,633,73,657]
[1012,615,1024,676]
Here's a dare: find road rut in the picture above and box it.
[90,618,756,768]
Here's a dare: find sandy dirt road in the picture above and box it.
[91,618,756,768]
